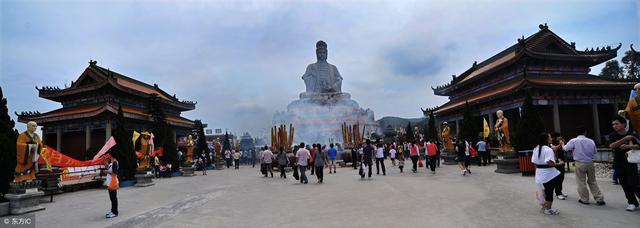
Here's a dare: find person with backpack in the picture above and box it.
[276,147,289,179]
[314,145,328,183]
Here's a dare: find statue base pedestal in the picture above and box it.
[181,166,195,177]
[215,160,225,170]
[441,153,458,165]
[494,151,519,174]
[134,169,155,187]
[5,181,45,215]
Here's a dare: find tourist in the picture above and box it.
[532,132,561,215]
[251,149,257,168]
[456,140,468,176]
[199,153,207,175]
[360,139,374,178]
[261,146,274,178]
[310,144,318,175]
[328,143,338,173]
[608,116,640,211]
[562,126,605,205]
[233,150,241,169]
[351,147,358,170]
[296,143,311,184]
[224,149,232,169]
[464,139,472,174]
[375,140,386,175]
[435,141,441,168]
[153,155,160,178]
[551,132,568,200]
[314,144,328,183]
[276,147,289,179]
[477,138,488,166]
[426,140,437,174]
[409,141,419,173]
[397,149,405,173]
[105,155,119,219]
[390,144,397,166]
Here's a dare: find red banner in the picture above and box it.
[38,146,110,167]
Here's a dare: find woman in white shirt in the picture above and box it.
[531,132,561,215]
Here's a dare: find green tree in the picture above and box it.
[405,122,414,143]
[513,92,546,151]
[460,101,479,145]
[222,131,231,154]
[194,120,210,166]
[599,60,624,79]
[112,105,137,180]
[622,50,640,80]
[427,111,438,142]
[0,87,18,199]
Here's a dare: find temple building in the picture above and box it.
[17,60,197,160]
[429,24,636,144]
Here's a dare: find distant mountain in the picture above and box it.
[376,116,426,131]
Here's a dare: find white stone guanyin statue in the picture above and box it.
[302,40,343,94]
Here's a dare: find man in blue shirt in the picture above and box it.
[328,144,338,173]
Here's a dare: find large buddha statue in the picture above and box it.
[302,40,343,94]
[15,121,42,183]
[494,110,512,151]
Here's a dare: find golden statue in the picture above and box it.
[494,110,512,151]
[619,83,640,134]
[441,122,453,151]
[136,132,152,169]
[186,135,195,164]
[15,121,42,183]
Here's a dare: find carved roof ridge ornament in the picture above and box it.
[632,44,639,55]
[539,23,549,30]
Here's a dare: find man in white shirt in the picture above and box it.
[562,126,605,205]
[261,146,274,178]
[389,145,397,166]
[375,140,386,175]
[295,142,311,184]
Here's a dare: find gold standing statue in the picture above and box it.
[441,122,453,151]
[619,83,640,134]
[136,131,152,169]
[15,121,42,183]
[186,134,195,164]
[494,110,512,151]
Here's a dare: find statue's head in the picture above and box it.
[316,40,328,62]
[634,83,640,94]
[496,110,504,118]
[188,135,193,140]
[27,121,37,134]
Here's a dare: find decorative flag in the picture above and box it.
[150,133,155,154]
[93,136,117,161]
[483,118,490,139]
[132,131,141,146]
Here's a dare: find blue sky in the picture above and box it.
[1,0,638,137]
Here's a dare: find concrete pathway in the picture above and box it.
[32,161,640,228]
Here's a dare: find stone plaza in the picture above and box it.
[33,163,640,228]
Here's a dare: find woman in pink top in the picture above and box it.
[410,141,419,173]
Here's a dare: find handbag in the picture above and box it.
[359,163,365,177]
[418,159,424,168]
[626,139,640,164]
[107,174,119,191]
[627,150,640,163]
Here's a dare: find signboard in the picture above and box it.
[206,129,213,135]
[215,128,222,134]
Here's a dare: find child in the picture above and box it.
[398,151,405,173]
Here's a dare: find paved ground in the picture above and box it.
[31,161,640,228]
